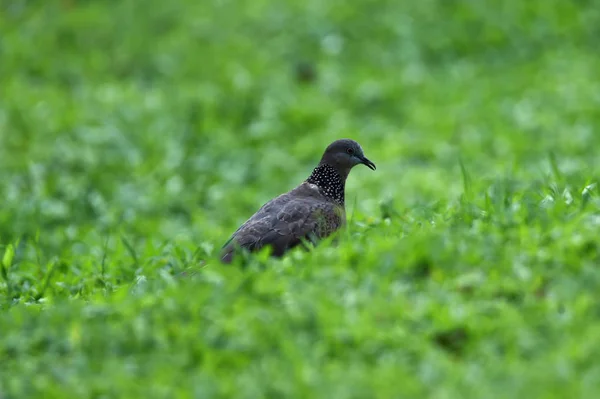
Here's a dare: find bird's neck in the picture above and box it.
[306,164,345,204]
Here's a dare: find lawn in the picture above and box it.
[1,0,600,397]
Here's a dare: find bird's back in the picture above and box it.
[220,182,344,263]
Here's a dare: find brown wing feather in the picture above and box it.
[220,184,344,263]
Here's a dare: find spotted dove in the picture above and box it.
[220,139,376,263]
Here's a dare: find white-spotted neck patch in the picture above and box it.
[306,164,345,204]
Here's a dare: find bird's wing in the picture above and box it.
[220,191,343,262]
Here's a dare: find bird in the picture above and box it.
[220,139,376,263]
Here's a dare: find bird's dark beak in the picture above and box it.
[360,156,376,170]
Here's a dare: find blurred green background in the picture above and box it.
[1,0,600,397]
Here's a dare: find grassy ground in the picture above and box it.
[1,0,600,397]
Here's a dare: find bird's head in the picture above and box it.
[320,139,376,177]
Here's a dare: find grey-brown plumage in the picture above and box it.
[220,139,376,263]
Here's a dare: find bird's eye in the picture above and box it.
[347,148,354,155]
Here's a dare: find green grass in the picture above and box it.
[1,0,600,397]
